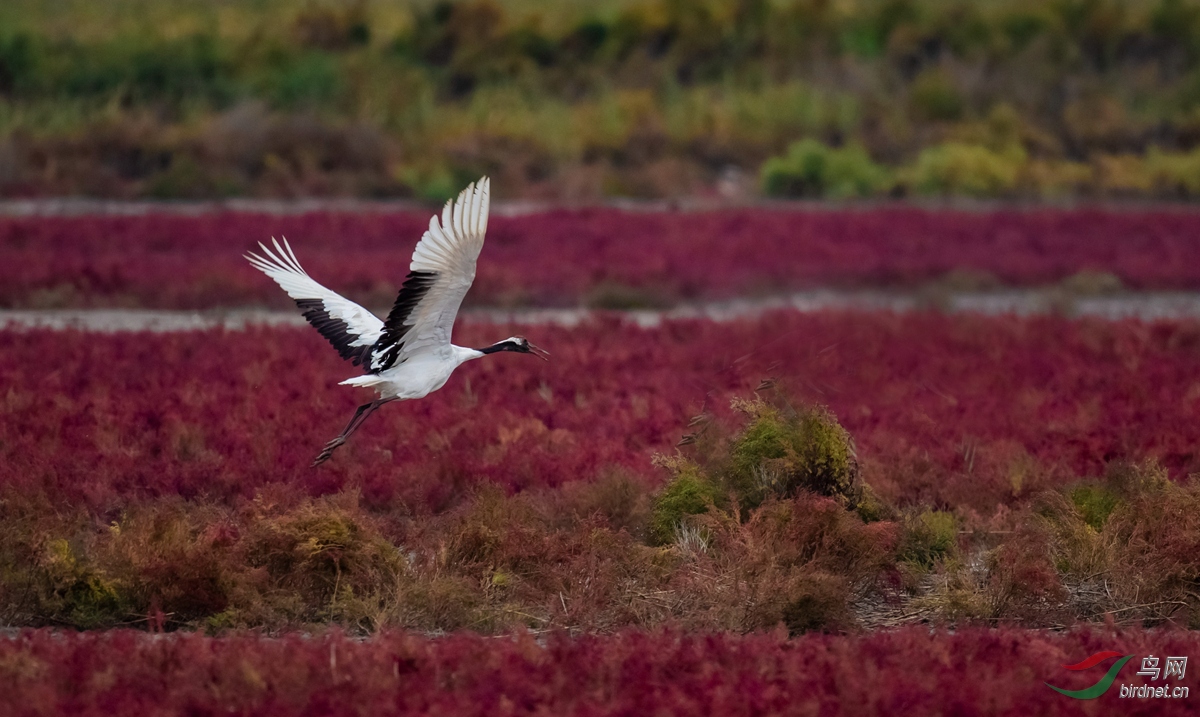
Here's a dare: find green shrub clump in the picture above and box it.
[1067,485,1121,531]
[39,538,130,628]
[651,395,864,545]
[911,142,1024,197]
[761,139,890,198]
[1148,147,1200,197]
[648,461,721,546]
[898,510,959,569]
[726,397,861,510]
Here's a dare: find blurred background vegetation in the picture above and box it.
[4,0,1200,200]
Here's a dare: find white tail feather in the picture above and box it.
[339,374,389,388]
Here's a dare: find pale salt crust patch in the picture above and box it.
[7,290,1200,332]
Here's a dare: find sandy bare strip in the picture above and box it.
[7,291,1200,332]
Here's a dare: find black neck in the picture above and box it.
[477,341,518,355]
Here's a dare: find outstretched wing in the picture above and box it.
[246,238,384,367]
[370,177,490,373]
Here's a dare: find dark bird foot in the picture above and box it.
[311,438,344,467]
[310,399,390,467]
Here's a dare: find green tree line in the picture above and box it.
[4,0,1200,198]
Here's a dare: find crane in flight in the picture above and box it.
[246,177,548,466]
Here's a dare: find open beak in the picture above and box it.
[528,342,550,361]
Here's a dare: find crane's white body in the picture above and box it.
[340,345,483,399]
[245,177,546,465]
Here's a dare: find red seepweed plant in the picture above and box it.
[1,627,1198,716]
[5,208,1200,309]
[4,312,1200,512]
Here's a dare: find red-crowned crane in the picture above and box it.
[246,177,548,466]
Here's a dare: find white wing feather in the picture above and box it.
[245,237,384,348]
[373,177,490,368]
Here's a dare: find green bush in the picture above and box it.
[854,483,891,523]
[726,398,861,509]
[396,162,481,203]
[39,538,131,628]
[910,142,1025,196]
[654,394,864,539]
[9,0,1200,199]
[910,68,964,122]
[648,461,721,546]
[0,33,38,94]
[1067,485,1121,531]
[899,510,958,568]
[1148,146,1200,196]
[262,52,343,109]
[761,138,890,198]
[53,35,237,106]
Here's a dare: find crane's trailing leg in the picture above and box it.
[312,398,393,466]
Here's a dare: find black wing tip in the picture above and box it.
[295,298,375,367]
[371,270,441,373]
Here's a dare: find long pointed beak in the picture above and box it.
[529,343,550,361]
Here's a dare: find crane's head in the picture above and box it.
[483,336,550,361]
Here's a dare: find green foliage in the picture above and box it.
[397,163,477,203]
[5,0,1200,197]
[910,69,964,122]
[2,494,409,629]
[260,52,343,109]
[760,139,890,198]
[911,142,1025,197]
[1016,463,1200,624]
[838,0,918,59]
[1000,7,1052,51]
[651,393,867,548]
[1148,146,1200,196]
[644,394,891,634]
[39,538,130,628]
[1067,485,1122,531]
[726,397,861,509]
[0,33,37,94]
[21,34,238,106]
[914,463,1200,626]
[648,463,720,546]
[8,427,1200,633]
[854,483,892,523]
[899,510,958,568]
